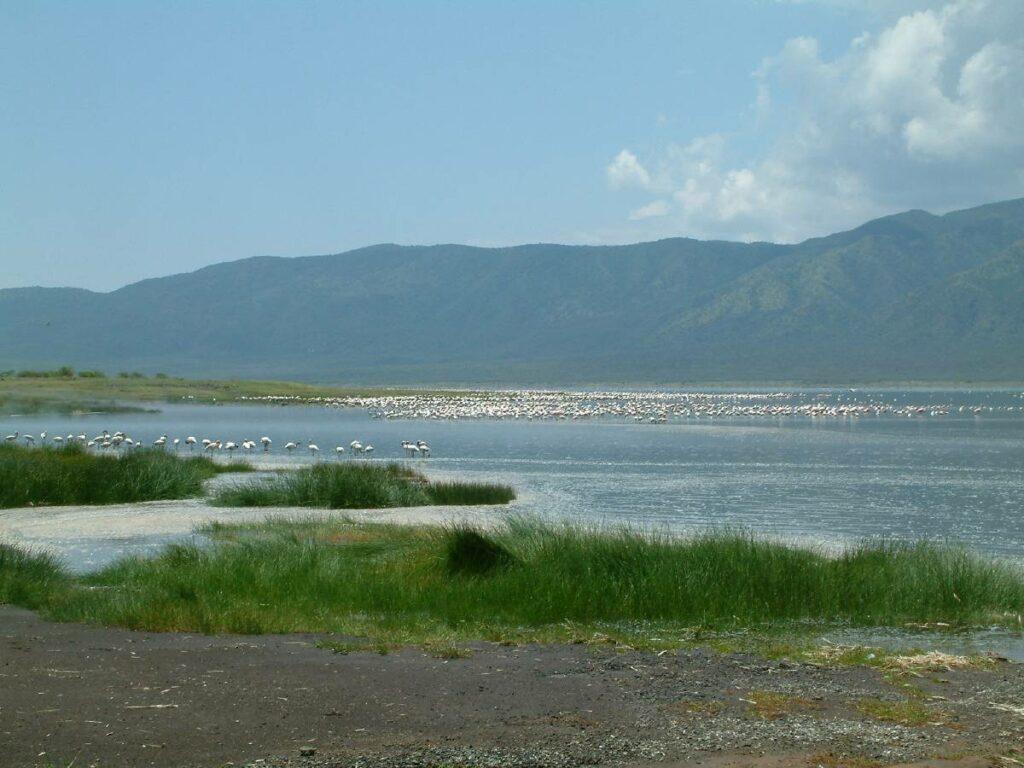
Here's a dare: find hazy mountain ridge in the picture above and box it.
[2,199,1023,383]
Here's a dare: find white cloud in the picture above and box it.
[606,150,651,189]
[629,200,670,220]
[607,0,1024,243]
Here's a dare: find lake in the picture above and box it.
[3,388,1023,561]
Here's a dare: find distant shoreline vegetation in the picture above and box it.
[0,369,486,416]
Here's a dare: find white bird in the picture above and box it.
[350,440,363,454]
[285,441,298,452]
[40,431,47,442]
[416,441,430,458]
[52,435,64,444]
[260,436,272,451]
[225,441,238,453]
[185,436,197,450]
[172,438,180,449]
[308,442,319,456]
[335,446,345,456]
[23,434,35,445]
[363,445,374,456]
[4,431,18,442]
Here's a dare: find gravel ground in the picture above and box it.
[2,607,1022,768]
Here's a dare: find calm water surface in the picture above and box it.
[4,389,1023,559]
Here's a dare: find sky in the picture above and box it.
[2,0,1022,291]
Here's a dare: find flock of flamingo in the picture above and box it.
[3,429,431,459]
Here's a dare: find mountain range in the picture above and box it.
[2,198,1023,384]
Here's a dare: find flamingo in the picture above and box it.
[335,446,345,457]
[153,435,167,448]
[363,445,374,457]
[285,441,298,453]
[52,435,64,444]
[416,441,430,458]
[172,438,180,450]
[185,436,197,451]
[23,434,35,445]
[350,440,363,455]
[4,431,18,442]
[260,436,272,451]
[308,442,319,457]
[225,441,238,454]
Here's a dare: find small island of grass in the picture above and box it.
[212,462,516,509]
[0,442,250,508]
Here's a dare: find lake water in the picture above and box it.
[3,388,1023,560]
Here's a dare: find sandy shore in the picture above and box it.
[0,471,512,571]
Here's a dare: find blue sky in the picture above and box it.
[2,1,1021,290]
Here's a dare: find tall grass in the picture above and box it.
[213,462,515,508]
[24,519,1024,637]
[0,544,68,610]
[0,442,246,508]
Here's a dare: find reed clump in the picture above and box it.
[0,442,243,507]
[12,519,1022,639]
[212,462,515,509]
[0,544,68,610]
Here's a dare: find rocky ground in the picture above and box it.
[1,607,1022,768]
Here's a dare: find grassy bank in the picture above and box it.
[0,370,479,415]
[213,463,516,508]
[6,518,1022,643]
[0,442,249,508]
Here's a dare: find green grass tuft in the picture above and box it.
[212,462,515,509]
[0,544,68,609]
[6,519,1022,643]
[0,442,246,508]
